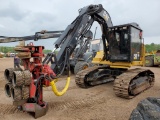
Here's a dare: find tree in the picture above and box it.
[145,43,160,52]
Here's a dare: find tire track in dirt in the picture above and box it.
[48,97,106,111]
[0,104,22,115]
[0,97,105,115]
[48,89,107,111]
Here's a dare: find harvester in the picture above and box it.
[1,4,155,118]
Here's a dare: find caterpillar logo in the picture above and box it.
[103,11,109,21]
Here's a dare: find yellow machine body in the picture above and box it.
[92,42,146,69]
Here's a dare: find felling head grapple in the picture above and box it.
[4,42,56,118]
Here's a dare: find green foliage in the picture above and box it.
[43,49,59,54]
[54,50,59,54]
[145,43,160,52]
[0,46,52,54]
[0,46,14,53]
[43,49,52,54]
[1,43,159,55]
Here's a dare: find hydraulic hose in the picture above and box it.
[50,77,70,96]
[50,48,71,96]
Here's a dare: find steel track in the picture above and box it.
[113,68,154,99]
[76,67,155,99]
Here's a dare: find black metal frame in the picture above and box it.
[49,4,113,74]
[108,23,142,62]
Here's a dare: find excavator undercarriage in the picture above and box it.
[76,22,155,99]
[76,66,154,99]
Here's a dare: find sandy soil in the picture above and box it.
[0,58,160,120]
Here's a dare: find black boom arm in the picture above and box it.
[0,30,64,43]
[47,4,113,75]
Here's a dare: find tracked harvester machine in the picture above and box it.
[1,4,155,118]
[76,23,155,99]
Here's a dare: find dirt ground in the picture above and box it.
[0,58,160,120]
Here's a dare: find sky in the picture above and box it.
[0,0,160,50]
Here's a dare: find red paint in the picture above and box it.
[19,43,56,112]
[23,103,35,112]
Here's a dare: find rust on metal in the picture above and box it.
[113,68,155,99]
[75,66,99,88]
[76,66,154,99]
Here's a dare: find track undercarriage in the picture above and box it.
[75,66,155,99]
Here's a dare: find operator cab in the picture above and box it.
[108,23,143,62]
